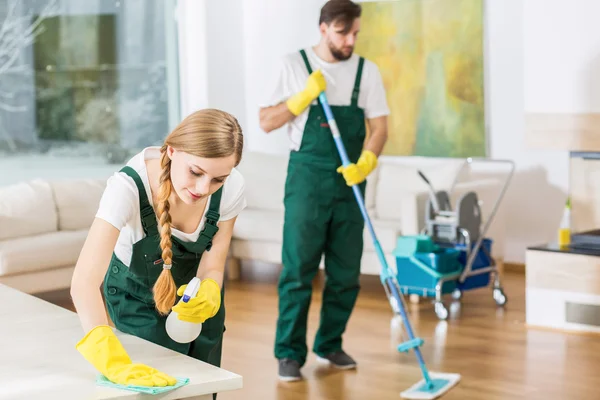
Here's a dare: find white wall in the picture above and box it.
[517,0,600,258]
[176,0,209,116]
[487,0,569,263]
[180,0,595,264]
[242,0,324,154]
[205,0,247,128]
[524,0,600,113]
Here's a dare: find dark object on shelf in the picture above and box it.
[528,242,600,257]
[570,229,600,250]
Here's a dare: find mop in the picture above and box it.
[317,92,461,399]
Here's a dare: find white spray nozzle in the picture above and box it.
[182,277,201,303]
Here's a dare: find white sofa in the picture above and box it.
[0,178,107,293]
[230,152,507,277]
[0,151,507,294]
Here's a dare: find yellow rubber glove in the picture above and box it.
[286,70,327,116]
[76,325,177,387]
[336,150,378,186]
[172,278,221,324]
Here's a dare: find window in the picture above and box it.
[0,0,180,184]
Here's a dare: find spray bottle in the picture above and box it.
[558,197,571,247]
[166,277,203,343]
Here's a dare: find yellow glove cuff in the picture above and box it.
[200,278,221,315]
[357,150,378,174]
[286,91,313,116]
[76,325,116,350]
[76,325,132,375]
[200,278,220,294]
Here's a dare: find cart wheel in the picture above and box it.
[451,289,462,300]
[493,288,507,306]
[434,301,448,320]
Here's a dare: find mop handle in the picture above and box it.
[317,92,433,387]
[317,93,390,280]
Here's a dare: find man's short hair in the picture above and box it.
[319,0,362,34]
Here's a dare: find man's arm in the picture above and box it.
[364,115,388,156]
[259,69,326,134]
[259,103,295,133]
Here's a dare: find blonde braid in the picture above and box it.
[150,108,244,312]
[152,145,177,315]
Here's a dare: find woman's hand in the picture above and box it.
[77,325,177,386]
[171,279,221,323]
[172,217,237,323]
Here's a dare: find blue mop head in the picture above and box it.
[96,375,190,395]
[400,372,461,399]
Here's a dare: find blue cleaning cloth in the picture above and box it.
[96,375,190,394]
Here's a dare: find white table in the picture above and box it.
[0,284,242,400]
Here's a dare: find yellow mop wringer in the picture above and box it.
[317,92,460,399]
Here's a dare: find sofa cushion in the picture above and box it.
[236,151,287,212]
[233,209,284,242]
[0,230,88,276]
[0,180,58,241]
[49,179,106,231]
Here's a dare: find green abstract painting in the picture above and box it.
[355,0,486,157]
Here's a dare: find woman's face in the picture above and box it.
[167,146,237,205]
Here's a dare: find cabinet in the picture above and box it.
[526,244,600,333]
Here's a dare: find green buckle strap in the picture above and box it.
[201,208,221,252]
[205,209,220,226]
[351,57,364,107]
[200,224,219,252]
[197,187,222,251]
[140,206,158,236]
[119,166,158,236]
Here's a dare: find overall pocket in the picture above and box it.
[104,260,154,325]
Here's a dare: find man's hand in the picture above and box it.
[337,150,378,186]
[285,70,327,116]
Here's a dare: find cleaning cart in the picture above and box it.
[394,158,515,320]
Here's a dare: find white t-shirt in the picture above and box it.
[261,47,390,151]
[95,146,246,266]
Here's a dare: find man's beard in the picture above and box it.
[329,41,353,61]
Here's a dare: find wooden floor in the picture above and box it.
[39,265,600,400]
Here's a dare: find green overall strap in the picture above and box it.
[120,166,158,236]
[300,49,313,74]
[351,57,364,108]
[198,187,222,251]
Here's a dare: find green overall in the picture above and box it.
[275,49,367,366]
[103,167,226,395]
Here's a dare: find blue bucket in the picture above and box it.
[456,238,493,290]
[393,236,463,297]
